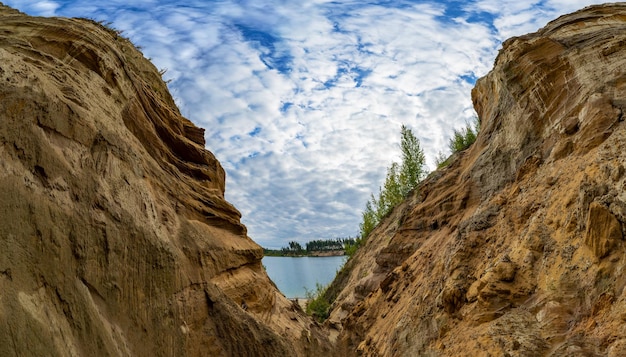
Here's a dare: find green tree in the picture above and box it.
[379,162,403,218]
[357,125,426,241]
[374,187,387,221]
[383,162,404,213]
[359,198,377,240]
[399,125,426,197]
[287,241,303,252]
[344,241,358,257]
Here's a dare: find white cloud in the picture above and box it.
[3,0,611,248]
[466,0,610,40]
[4,0,60,16]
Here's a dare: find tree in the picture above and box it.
[359,199,377,240]
[288,241,303,252]
[399,125,426,197]
[374,186,387,221]
[382,162,403,212]
[357,125,426,241]
[371,162,404,222]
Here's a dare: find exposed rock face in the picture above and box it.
[331,4,626,356]
[0,5,329,356]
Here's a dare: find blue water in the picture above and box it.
[263,256,346,298]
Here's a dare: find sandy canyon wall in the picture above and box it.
[5,2,626,357]
[0,4,330,356]
[330,4,626,356]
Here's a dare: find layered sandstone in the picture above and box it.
[0,4,329,356]
[6,2,626,356]
[331,4,626,356]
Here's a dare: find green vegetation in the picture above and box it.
[305,118,482,323]
[357,125,426,242]
[343,239,360,257]
[449,117,479,153]
[305,282,331,322]
[436,116,480,168]
[399,125,426,196]
[434,150,451,169]
[358,199,377,242]
[263,237,356,256]
[306,238,347,251]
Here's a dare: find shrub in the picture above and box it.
[449,117,479,154]
[344,240,359,257]
[305,283,331,322]
[435,151,450,169]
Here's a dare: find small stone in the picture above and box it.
[584,202,623,258]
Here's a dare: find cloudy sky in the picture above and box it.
[4,0,609,248]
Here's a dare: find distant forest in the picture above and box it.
[263,237,356,257]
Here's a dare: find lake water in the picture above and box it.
[263,256,347,298]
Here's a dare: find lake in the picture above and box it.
[262,256,347,298]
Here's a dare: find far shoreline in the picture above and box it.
[263,249,346,257]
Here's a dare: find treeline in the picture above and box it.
[263,237,356,256]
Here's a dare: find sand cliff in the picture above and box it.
[329,4,626,356]
[4,2,626,356]
[0,4,329,356]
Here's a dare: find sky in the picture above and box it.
[3,0,610,248]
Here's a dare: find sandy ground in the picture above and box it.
[291,298,309,311]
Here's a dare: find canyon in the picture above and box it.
[2,2,626,356]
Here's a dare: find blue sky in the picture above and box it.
[4,0,609,248]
